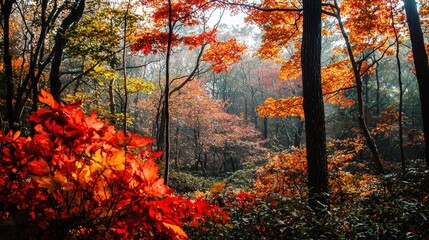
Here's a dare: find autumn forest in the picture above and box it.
[0,0,428,239]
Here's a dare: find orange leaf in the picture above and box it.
[109,150,126,171]
[162,222,188,240]
[142,159,158,184]
[38,89,59,109]
[33,175,56,193]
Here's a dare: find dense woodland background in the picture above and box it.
[0,0,428,239]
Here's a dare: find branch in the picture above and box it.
[57,60,102,97]
[323,85,356,96]
[214,0,302,12]
[359,40,396,77]
[115,59,161,71]
[169,43,207,96]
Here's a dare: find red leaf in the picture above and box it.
[27,159,50,175]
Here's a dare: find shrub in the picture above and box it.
[0,90,227,239]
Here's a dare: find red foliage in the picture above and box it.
[0,90,227,239]
[131,0,245,74]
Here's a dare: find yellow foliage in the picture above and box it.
[210,182,226,193]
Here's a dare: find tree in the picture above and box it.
[0,0,88,130]
[49,0,86,102]
[132,0,245,184]
[0,0,15,130]
[301,0,329,208]
[403,0,429,166]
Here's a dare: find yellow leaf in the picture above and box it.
[162,222,188,240]
[91,149,106,172]
[54,172,74,191]
[34,175,56,193]
[79,165,91,182]
[109,150,126,171]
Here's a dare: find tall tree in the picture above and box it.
[403,0,429,166]
[302,0,329,208]
[0,0,15,130]
[132,0,245,184]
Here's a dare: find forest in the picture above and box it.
[0,0,428,239]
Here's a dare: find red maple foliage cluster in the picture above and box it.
[0,90,228,239]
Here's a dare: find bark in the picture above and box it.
[302,0,329,208]
[50,0,86,101]
[263,117,268,139]
[390,3,406,172]
[375,61,381,115]
[294,120,304,148]
[403,0,429,166]
[1,0,16,130]
[163,0,173,185]
[122,0,131,135]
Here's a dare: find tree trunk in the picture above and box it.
[263,117,268,139]
[122,0,131,135]
[403,0,429,166]
[294,120,304,148]
[302,0,329,209]
[50,0,86,102]
[163,0,173,185]
[375,61,381,116]
[334,0,384,174]
[390,3,406,172]
[1,0,16,131]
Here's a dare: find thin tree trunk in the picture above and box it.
[50,0,86,101]
[263,117,268,139]
[375,61,381,116]
[1,0,16,130]
[390,1,406,172]
[294,120,304,148]
[302,0,329,209]
[163,0,173,185]
[334,0,384,174]
[403,0,429,166]
[122,0,131,134]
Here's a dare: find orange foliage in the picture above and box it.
[255,137,380,201]
[202,39,246,73]
[257,96,304,118]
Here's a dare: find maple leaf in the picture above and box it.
[108,150,126,171]
[33,175,57,193]
[141,159,159,184]
[27,159,50,175]
[162,222,188,240]
[38,89,59,109]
